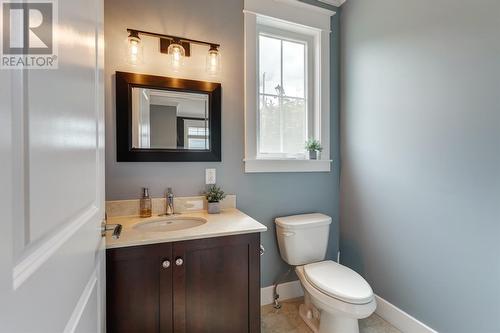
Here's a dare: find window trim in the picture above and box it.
[243,0,335,173]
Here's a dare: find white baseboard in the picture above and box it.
[375,295,439,333]
[261,280,304,306]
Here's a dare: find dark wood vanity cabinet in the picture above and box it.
[106,242,173,332]
[106,233,261,333]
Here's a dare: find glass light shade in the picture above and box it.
[167,42,185,71]
[127,35,143,65]
[206,48,221,76]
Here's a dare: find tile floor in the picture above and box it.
[261,298,401,333]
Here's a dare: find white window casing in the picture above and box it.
[244,0,336,173]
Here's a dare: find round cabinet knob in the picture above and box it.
[162,260,170,269]
[175,258,184,266]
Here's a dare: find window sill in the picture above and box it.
[244,158,332,173]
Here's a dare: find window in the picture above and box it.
[182,119,209,150]
[187,126,209,149]
[244,0,335,172]
[258,28,312,159]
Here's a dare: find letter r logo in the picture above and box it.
[2,2,53,55]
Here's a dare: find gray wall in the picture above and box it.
[150,105,177,148]
[105,0,341,287]
[340,1,500,332]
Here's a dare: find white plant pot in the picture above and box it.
[207,202,221,214]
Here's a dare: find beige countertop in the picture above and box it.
[106,208,267,249]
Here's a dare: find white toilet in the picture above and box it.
[275,213,376,333]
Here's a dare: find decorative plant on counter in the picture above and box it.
[205,185,226,214]
[305,138,323,160]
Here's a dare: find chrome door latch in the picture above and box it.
[101,219,122,239]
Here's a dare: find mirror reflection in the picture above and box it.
[131,88,209,150]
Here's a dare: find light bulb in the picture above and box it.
[167,41,185,71]
[127,32,143,65]
[206,46,220,76]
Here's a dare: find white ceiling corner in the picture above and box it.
[318,0,347,7]
[273,0,337,16]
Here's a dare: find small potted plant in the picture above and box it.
[205,185,226,214]
[305,138,323,160]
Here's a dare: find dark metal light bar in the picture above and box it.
[126,28,220,48]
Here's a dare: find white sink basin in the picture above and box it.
[133,216,207,232]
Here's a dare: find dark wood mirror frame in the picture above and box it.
[115,71,221,162]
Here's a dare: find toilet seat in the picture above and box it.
[304,261,373,305]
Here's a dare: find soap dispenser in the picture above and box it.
[139,187,152,218]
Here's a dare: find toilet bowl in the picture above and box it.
[275,213,376,333]
[296,263,376,333]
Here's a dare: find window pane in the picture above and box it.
[188,138,207,149]
[259,35,281,95]
[257,30,309,157]
[282,97,306,154]
[283,40,305,98]
[259,95,281,153]
[188,127,208,136]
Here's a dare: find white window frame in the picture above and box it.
[244,0,335,173]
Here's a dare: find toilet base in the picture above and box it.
[299,302,360,333]
[319,310,360,333]
[299,303,319,333]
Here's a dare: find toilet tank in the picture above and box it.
[275,213,332,266]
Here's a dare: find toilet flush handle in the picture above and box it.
[281,231,295,237]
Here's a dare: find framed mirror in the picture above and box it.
[116,71,221,162]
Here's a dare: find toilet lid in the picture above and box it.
[304,261,373,304]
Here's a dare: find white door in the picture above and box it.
[0,0,106,332]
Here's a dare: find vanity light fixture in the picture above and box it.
[167,38,186,71]
[206,45,221,76]
[127,30,143,65]
[126,29,221,75]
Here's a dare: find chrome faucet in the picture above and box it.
[165,187,174,215]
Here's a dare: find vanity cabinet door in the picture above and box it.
[172,233,261,333]
[107,243,173,333]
